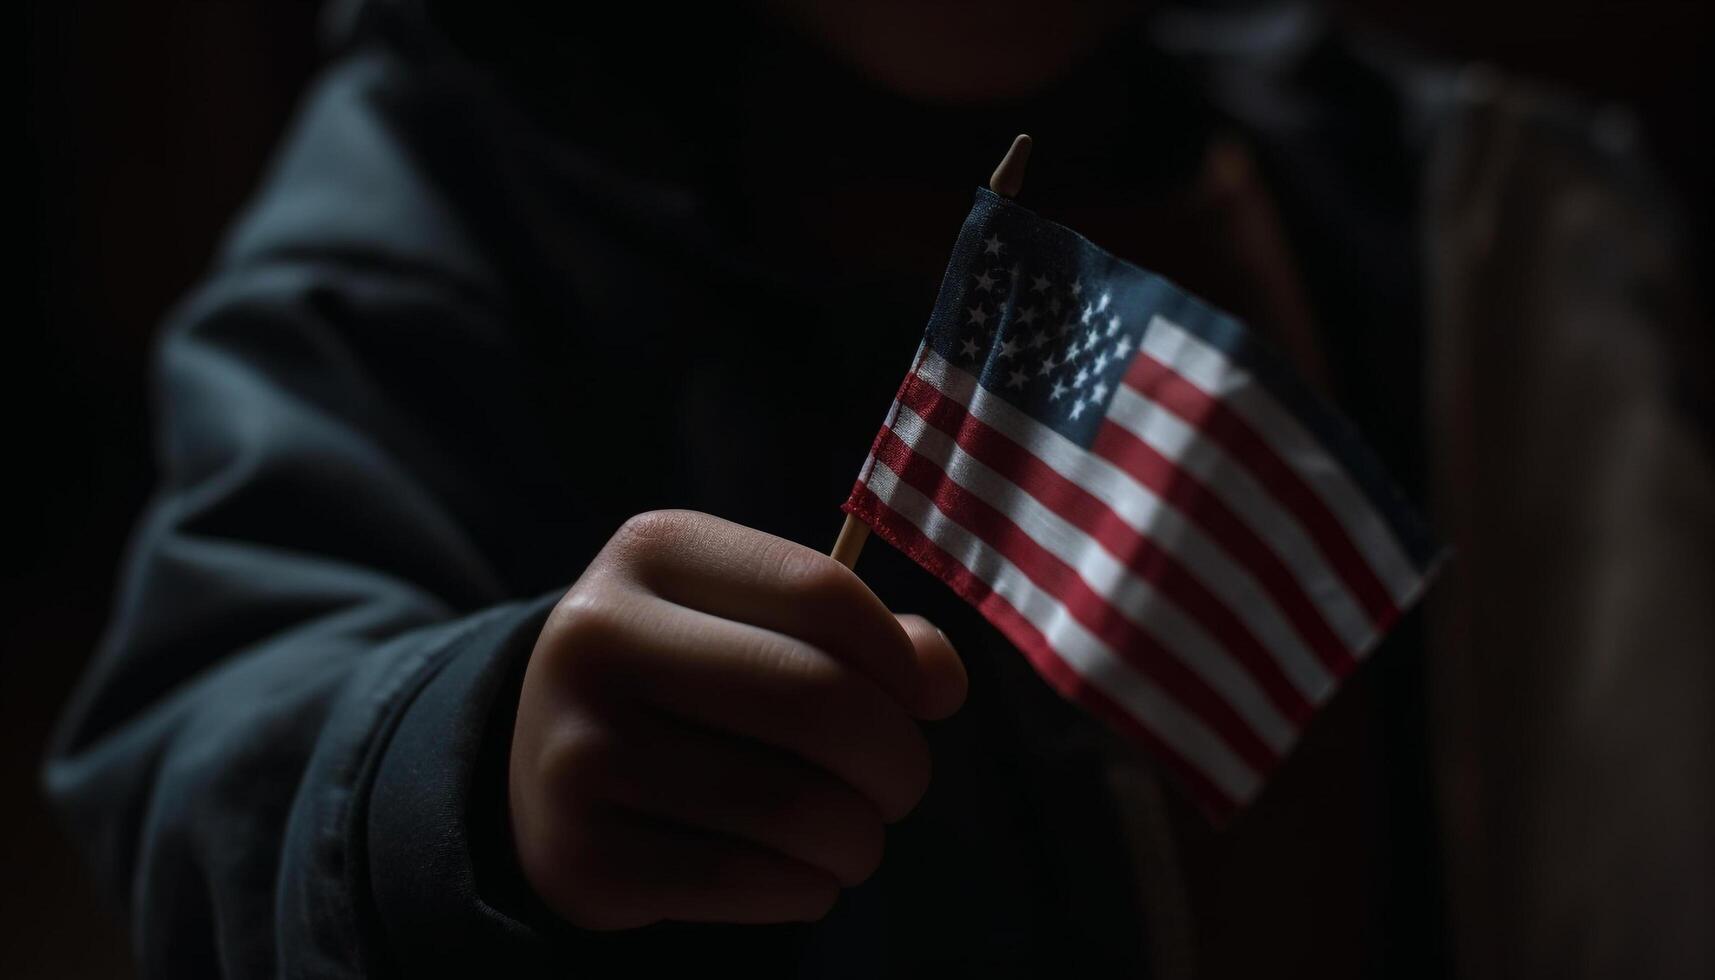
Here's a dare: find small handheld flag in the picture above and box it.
[841,148,1445,818]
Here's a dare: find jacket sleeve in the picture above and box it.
[39,50,631,978]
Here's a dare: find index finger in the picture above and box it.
[608,510,930,717]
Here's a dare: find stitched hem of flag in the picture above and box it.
[937,186,1445,575]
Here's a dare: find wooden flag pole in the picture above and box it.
[830,134,1034,570]
[829,513,871,570]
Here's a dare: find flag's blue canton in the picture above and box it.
[921,187,1250,450]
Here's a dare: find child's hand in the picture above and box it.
[508,510,968,930]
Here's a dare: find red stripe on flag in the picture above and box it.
[1123,354,1401,629]
[844,483,1242,817]
[897,373,1314,723]
[871,427,1282,773]
[1090,419,1359,677]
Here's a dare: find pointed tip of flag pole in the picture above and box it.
[830,135,1035,571]
[988,134,1033,199]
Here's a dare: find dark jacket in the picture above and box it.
[57,3,1705,977]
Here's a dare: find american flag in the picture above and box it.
[845,187,1444,817]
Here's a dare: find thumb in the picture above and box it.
[894,614,968,721]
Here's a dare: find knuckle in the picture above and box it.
[780,655,857,730]
[547,592,633,689]
[613,509,680,547]
[609,509,703,562]
[549,588,614,644]
[540,724,622,798]
[745,633,827,690]
[730,636,846,739]
[784,550,859,610]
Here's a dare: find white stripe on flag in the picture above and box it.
[862,459,1263,805]
[888,402,1297,751]
[1139,315,1421,604]
[1106,384,1377,653]
[915,350,1338,702]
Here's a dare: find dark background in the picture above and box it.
[12,2,1710,977]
